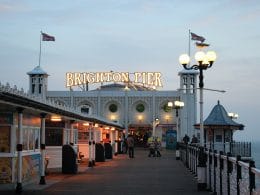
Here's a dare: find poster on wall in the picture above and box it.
[0,126,11,153]
[166,130,177,150]
[0,158,12,183]
[21,154,40,182]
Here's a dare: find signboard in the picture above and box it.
[166,130,177,150]
[66,72,163,88]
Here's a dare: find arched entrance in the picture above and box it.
[128,124,152,147]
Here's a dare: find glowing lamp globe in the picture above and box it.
[179,54,190,65]
[195,51,206,63]
[206,51,217,63]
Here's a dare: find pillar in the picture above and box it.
[70,120,74,145]
[88,124,92,167]
[115,130,118,155]
[39,113,47,185]
[92,125,96,166]
[16,107,24,193]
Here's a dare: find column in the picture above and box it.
[115,130,118,155]
[92,125,96,166]
[16,107,24,193]
[152,92,155,136]
[88,124,92,167]
[39,113,47,185]
[124,90,128,135]
[110,129,113,154]
[70,120,74,145]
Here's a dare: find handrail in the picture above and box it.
[179,143,258,194]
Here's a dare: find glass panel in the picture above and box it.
[0,126,11,153]
[34,129,39,150]
[23,129,28,150]
[46,128,63,146]
[28,129,34,150]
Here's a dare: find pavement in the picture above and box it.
[0,148,211,195]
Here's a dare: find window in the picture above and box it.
[0,126,11,153]
[109,104,118,113]
[190,77,194,84]
[46,128,63,146]
[81,104,92,115]
[39,84,42,94]
[19,127,40,151]
[136,104,145,113]
[32,84,35,94]
[183,77,187,84]
[162,103,171,112]
[215,135,222,142]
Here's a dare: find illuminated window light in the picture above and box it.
[83,122,90,126]
[110,115,116,120]
[51,116,62,122]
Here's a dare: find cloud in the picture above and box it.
[0,2,27,13]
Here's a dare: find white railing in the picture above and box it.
[179,143,260,194]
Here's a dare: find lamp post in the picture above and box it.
[179,50,216,191]
[179,51,216,146]
[152,118,159,137]
[168,101,184,142]
[228,112,238,142]
[228,112,238,120]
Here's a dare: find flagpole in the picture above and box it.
[188,29,191,65]
[39,31,42,67]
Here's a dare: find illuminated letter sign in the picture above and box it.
[66,72,163,88]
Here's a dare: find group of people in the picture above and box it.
[147,136,161,157]
[124,133,198,158]
[123,134,162,158]
[183,134,198,144]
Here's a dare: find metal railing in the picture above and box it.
[205,142,251,157]
[179,143,260,194]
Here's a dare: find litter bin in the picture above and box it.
[95,143,105,162]
[104,143,113,159]
[117,140,122,154]
[62,144,78,174]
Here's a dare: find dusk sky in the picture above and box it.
[0,1,259,141]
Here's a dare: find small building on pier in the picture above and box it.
[195,101,250,156]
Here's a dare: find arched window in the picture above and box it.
[80,104,92,115]
[109,104,118,113]
[136,103,145,113]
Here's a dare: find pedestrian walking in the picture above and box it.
[127,135,135,158]
[154,137,161,157]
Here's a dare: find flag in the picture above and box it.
[42,32,55,41]
[195,42,210,49]
[191,32,205,43]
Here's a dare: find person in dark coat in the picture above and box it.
[127,135,135,158]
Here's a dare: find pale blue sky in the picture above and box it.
[0,0,260,140]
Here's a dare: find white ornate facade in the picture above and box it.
[28,66,199,145]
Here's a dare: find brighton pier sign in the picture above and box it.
[66,72,163,88]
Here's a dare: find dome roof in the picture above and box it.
[27,66,48,75]
[93,83,156,91]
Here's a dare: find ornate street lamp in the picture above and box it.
[228,112,239,142]
[168,101,184,142]
[228,112,239,119]
[179,50,216,191]
[152,118,159,137]
[179,51,217,146]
